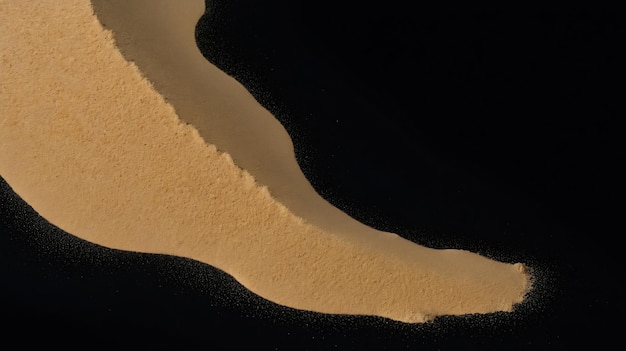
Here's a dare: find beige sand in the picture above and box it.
[0,0,530,323]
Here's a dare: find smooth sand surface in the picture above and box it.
[0,0,530,323]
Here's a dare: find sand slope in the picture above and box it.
[0,0,529,323]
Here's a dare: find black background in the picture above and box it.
[1,1,620,349]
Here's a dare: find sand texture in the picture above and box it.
[0,0,530,323]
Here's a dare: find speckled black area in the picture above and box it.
[1,1,619,349]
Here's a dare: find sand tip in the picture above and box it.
[513,262,528,274]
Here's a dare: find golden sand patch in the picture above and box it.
[0,0,529,323]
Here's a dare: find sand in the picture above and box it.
[0,0,530,323]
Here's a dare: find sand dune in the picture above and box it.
[0,0,529,323]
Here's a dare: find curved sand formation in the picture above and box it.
[0,0,530,323]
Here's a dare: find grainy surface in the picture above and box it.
[0,0,529,324]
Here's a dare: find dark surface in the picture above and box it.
[1,1,620,349]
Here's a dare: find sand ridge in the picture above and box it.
[0,0,530,323]
[87,0,391,243]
